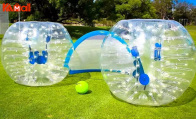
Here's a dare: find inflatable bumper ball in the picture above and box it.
[2,22,73,86]
[101,19,196,106]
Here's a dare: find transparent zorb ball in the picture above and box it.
[101,19,196,106]
[2,22,73,86]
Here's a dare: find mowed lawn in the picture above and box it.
[0,25,196,119]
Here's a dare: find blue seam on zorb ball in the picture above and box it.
[139,73,150,85]
[186,38,193,45]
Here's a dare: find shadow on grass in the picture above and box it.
[163,87,196,107]
[110,87,196,107]
[0,34,4,40]
[77,90,92,95]
[52,73,91,87]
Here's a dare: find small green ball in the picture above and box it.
[75,81,88,94]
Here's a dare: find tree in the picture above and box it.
[136,0,157,19]
[51,0,79,22]
[152,0,177,19]
[190,7,196,25]
[78,0,96,26]
[94,0,117,20]
[25,0,59,21]
[173,2,196,25]
[51,0,96,26]
[115,0,157,20]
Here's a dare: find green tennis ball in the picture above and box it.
[75,81,88,94]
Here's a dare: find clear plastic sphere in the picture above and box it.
[101,19,196,106]
[2,22,73,86]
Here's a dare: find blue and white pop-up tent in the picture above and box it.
[64,30,109,74]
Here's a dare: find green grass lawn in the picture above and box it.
[0,25,196,119]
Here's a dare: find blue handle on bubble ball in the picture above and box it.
[131,46,150,88]
[154,43,162,61]
[29,51,48,64]
[28,35,50,65]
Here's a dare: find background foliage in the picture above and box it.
[1,0,196,26]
